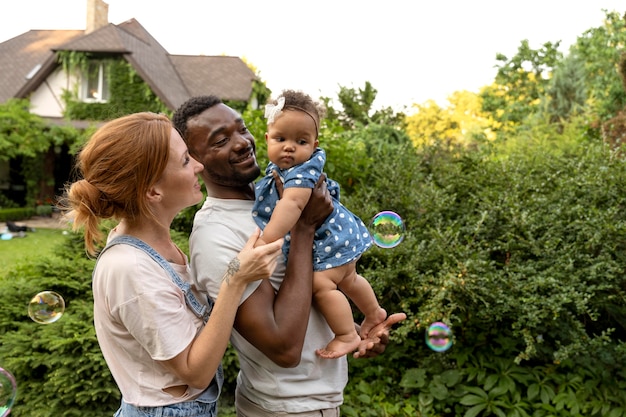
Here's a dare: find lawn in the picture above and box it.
[0,228,67,276]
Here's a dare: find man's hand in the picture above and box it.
[353,313,407,359]
[284,172,333,229]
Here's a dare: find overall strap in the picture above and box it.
[98,235,212,323]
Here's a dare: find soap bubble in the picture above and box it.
[370,211,405,248]
[0,367,17,416]
[28,291,65,324]
[425,322,453,352]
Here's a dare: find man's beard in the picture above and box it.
[205,165,261,188]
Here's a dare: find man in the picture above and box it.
[173,96,405,416]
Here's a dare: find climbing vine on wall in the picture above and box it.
[57,52,169,120]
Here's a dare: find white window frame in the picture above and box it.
[81,61,110,103]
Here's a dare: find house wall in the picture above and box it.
[29,68,77,118]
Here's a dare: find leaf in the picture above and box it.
[465,403,487,417]
[460,394,486,406]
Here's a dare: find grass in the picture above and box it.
[0,228,67,276]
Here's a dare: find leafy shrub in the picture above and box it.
[0,232,120,416]
[0,208,36,222]
[341,121,626,415]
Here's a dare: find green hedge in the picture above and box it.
[0,208,36,222]
[340,126,626,415]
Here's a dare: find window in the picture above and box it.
[81,61,110,102]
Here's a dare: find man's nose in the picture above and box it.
[233,134,252,149]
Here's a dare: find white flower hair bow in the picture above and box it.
[264,96,285,124]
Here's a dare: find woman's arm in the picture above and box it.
[160,229,283,389]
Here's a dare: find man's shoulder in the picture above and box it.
[192,198,256,242]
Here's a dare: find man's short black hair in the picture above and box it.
[172,95,223,141]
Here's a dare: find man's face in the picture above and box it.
[184,103,260,189]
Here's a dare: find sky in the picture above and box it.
[1,1,625,113]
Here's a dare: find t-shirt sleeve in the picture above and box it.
[189,221,262,304]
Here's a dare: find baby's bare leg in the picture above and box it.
[338,264,387,338]
[313,264,361,359]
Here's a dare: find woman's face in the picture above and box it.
[155,128,204,214]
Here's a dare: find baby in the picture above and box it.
[252,89,387,358]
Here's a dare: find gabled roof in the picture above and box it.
[170,55,256,100]
[0,30,84,104]
[0,18,256,110]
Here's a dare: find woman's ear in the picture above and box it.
[146,186,162,203]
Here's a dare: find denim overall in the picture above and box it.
[97,235,223,417]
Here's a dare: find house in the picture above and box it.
[0,0,258,206]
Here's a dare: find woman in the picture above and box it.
[61,112,283,416]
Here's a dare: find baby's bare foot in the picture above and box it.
[315,331,361,359]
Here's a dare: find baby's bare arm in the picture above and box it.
[260,187,313,244]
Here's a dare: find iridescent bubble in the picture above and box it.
[370,211,405,249]
[28,291,65,324]
[0,367,17,416]
[425,322,453,352]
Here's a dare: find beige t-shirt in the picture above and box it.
[190,197,347,413]
[92,243,205,406]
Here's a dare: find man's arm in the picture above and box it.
[234,175,332,367]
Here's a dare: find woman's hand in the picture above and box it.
[228,227,283,286]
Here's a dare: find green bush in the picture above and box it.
[0,208,36,222]
[0,232,120,416]
[340,123,626,415]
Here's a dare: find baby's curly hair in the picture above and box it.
[270,89,326,125]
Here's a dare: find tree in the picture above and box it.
[569,10,626,120]
[570,10,626,121]
[480,40,562,135]
[0,99,50,160]
[329,81,405,129]
[405,91,496,148]
[543,52,588,124]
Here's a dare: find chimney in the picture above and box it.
[86,0,109,34]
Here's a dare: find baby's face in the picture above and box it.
[265,110,319,169]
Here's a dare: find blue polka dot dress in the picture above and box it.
[253,148,373,271]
